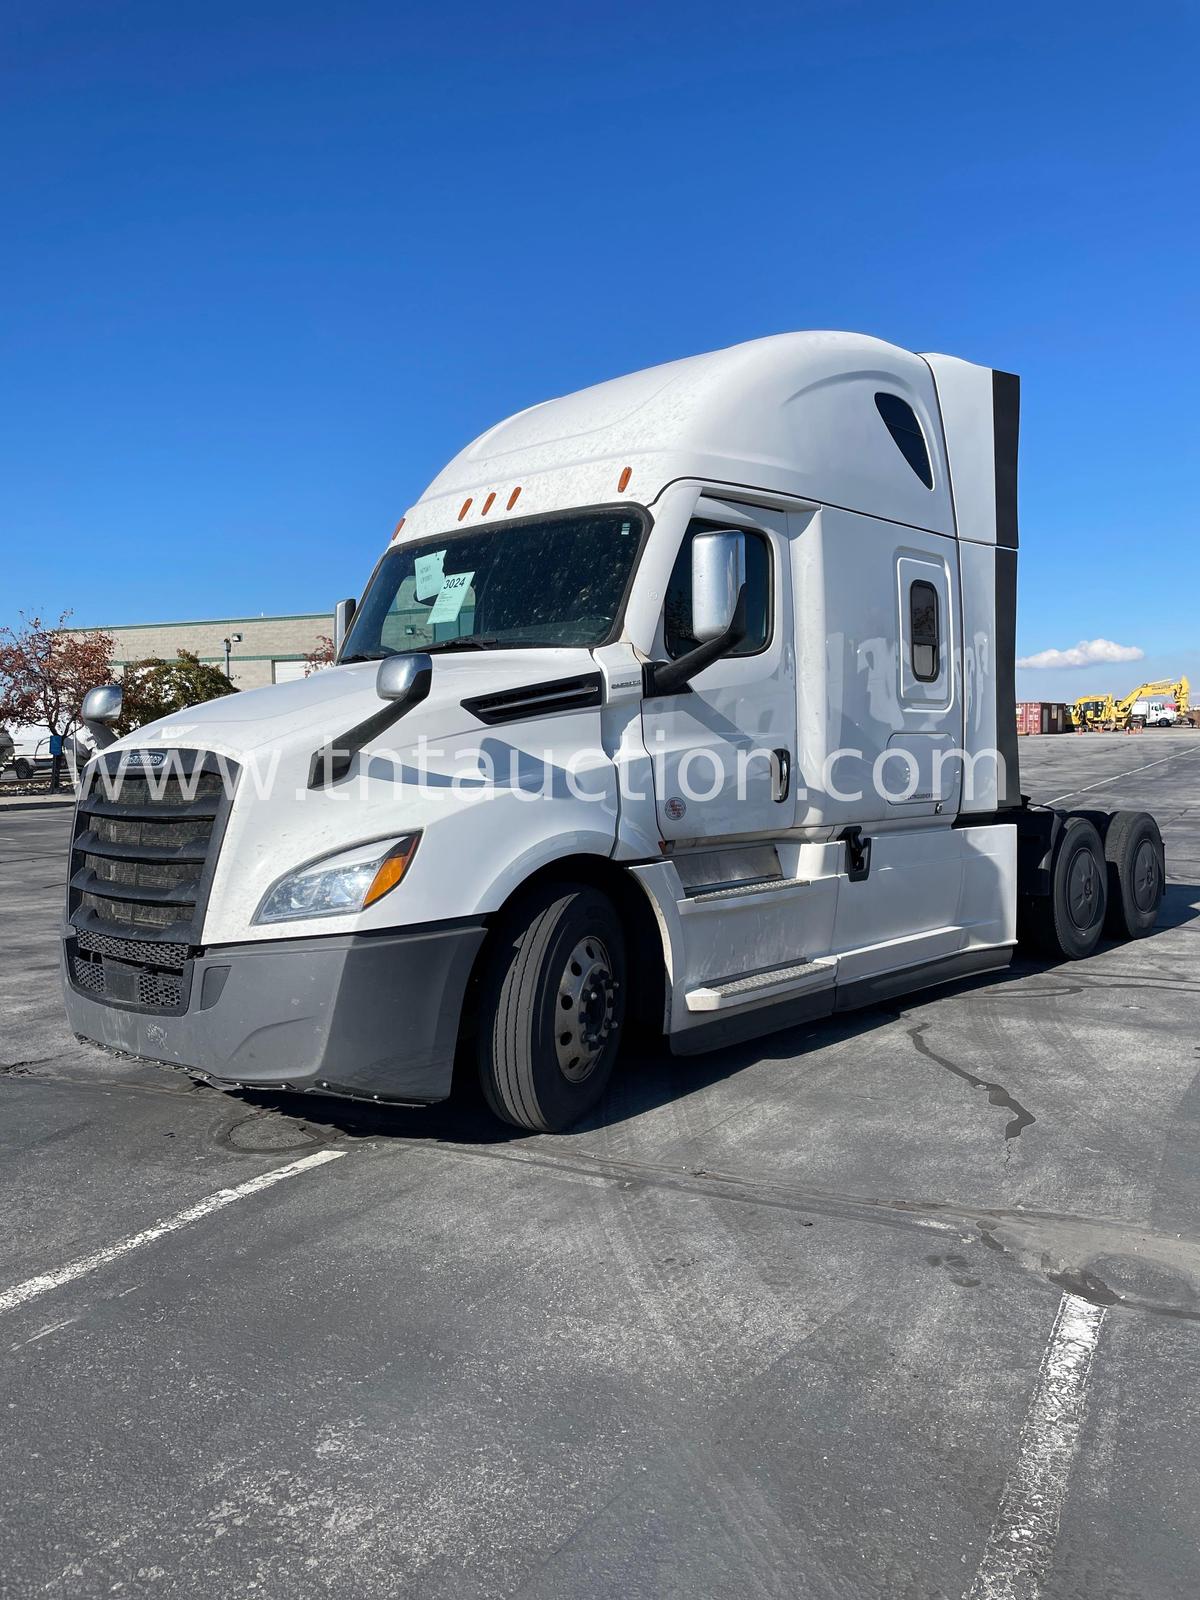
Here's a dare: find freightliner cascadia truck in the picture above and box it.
[63,333,1165,1131]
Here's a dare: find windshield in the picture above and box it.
[341,510,646,658]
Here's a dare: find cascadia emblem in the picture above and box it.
[122,750,167,768]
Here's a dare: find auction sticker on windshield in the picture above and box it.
[414,549,446,601]
[427,570,474,625]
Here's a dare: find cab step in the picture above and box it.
[685,956,837,1013]
[683,875,810,905]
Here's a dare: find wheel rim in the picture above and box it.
[1131,837,1160,912]
[555,935,616,1083]
[1066,844,1102,932]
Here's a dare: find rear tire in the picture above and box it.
[13,758,33,781]
[1102,810,1164,939]
[477,883,626,1132]
[1022,815,1108,959]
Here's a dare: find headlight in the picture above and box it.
[255,834,420,924]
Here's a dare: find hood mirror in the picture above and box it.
[308,654,434,789]
[377,653,433,707]
[81,683,123,749]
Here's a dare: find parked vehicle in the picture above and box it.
[63,333,1166,1131]
[0,725,36,781]
[1122,678,1190,727]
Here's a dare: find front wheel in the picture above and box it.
[13,758,33,781]
[477,883,627,1132]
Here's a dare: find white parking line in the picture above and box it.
[0,1149,344,1318]
[966,1292,1106,1600]
[1045,744,1200,805]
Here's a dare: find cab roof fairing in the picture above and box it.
[397,332,974,542]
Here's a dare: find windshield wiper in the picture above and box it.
[424,636,513,654]
[339,650,397,664]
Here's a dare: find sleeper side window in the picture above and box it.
[910,580,940,681]
[875,393,934,489]
[664,524,772,659]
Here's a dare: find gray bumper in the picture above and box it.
[63,922,487,1103]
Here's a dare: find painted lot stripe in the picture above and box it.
[1044,743,1200,806]
[966,1292,1106,1600]
[0,1149,344,1318]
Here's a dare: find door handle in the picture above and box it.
[772,747,791,803]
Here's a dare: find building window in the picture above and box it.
[875,393,934,488]
[910,580,940,681]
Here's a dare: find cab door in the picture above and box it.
[641,509,796,843]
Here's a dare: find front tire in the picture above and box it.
[477,883,626,1132]
[13,758,33,781]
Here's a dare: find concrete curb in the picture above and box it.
[0,795,78,813]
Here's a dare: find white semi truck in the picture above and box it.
[63,333,1165,1131]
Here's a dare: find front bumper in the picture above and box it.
[62,921,487,1102]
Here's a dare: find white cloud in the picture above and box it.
[1016,638,1145,671]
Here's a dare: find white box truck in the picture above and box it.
[63,333,1165,1130]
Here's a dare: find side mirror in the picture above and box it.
[81,684,123,749]
[691,530,747,643]
[377,653,433,707]
[334,597,357,657]
[308,654,433,788]
[82,684,123,725]
[642,531,750,697]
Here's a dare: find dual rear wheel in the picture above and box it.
[1021,809,1164,960]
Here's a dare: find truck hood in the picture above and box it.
[107,647,600,762]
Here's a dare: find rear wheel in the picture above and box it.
[1102,810,1164,939]
[1022,815,1108,959]
[13,758,33,780]
[477,883,626,1132]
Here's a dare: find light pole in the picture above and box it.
[223,632,243,680]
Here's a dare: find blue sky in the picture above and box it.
[2,0,1196,700]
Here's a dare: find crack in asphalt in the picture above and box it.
[906,1021,1036,1152]
[403,1137,1200,1322]
[4,1054,1198,1322]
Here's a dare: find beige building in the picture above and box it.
[76,613,335,691]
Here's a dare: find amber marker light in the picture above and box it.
[618,465,632,492]
[507,486,522,509]
[363,835,421,908]
[481,491,496,515]
[458,498,473,521]
[393,517,406,537]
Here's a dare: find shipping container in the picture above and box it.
[1016,701,1069,735]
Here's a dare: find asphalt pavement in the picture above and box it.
[1,731,1199,1599]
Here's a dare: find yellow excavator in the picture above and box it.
[1118,677,1190,728]
[1072,677,1190,730]
[1071,693,1118,730]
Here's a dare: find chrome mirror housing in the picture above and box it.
[81,683,123,750]
[691,530,747,643]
